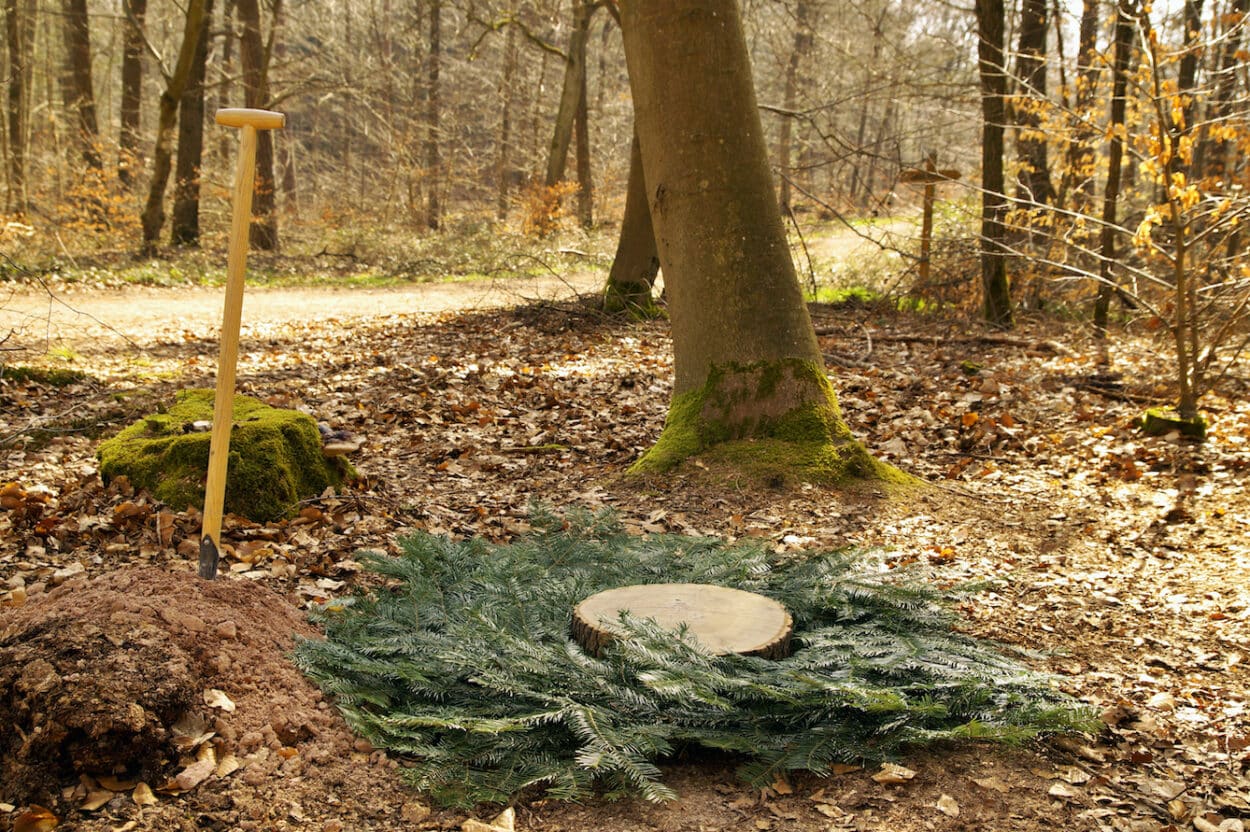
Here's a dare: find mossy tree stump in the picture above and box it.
[572,583,793,659]
[97,389,354,522]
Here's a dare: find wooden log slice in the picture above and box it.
[572,583,793,660]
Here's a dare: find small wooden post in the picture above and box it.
[898,154,961,286]
[920,153,937,284]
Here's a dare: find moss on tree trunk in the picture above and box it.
[631,358,906,486]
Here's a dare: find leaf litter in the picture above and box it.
[0,287,1248,831]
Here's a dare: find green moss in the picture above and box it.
[1,365,90,386]
[97,389,354,521]
[1140,407,1207,440]
[630,358,906,487]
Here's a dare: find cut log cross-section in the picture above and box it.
[572,583,793,660]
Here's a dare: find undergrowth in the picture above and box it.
[294,507,1095,807]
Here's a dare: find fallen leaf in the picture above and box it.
[936,793,960,817]
[80,790,113,811]
[131,783,158,806]
[13,805,58,832]
[95,775,138,791]
[203,688,236,712]
[871,763,917,784]
[770,775,794,795]
[171,711,215,751]
[973,775,1010,793]
[462,806,515,832]
[1048,781,1081,799]
[215,754,241,778]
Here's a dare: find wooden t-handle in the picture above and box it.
[199,107,285,580]
[215,108,286,130]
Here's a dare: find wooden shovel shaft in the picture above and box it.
[200,108,284,580]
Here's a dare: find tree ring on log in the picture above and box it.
[572,583,793,660]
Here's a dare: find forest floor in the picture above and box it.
[0,253,1248,832]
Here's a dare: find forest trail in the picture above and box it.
[0,222,919,360]
[0,270,605,356]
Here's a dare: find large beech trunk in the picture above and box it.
[619,0,887,481]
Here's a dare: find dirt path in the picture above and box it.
[1,222,919,361]
[1,271,604,356]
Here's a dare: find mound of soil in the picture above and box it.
[0,567,424,830]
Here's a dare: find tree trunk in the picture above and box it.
[237,0,278,249]
[170,0,213,246]
[848,7,886,208]
[544,0,594,187]
[139,0,209,252]
[118,0,146,188]
[976,0,1013,327]
[425,0,441,229]
[619,0,894,483]
[5,0,34,210]
[1057,0,1100,213]
[495,7,518,220]
[603,133,659,316]
[1012,0,1054,208]
[1194,0,1248,181]
[215,0,236,162]
[60,0,100,169]
[574,57,593,227]
[777,0,812,212]
[1093,1,1136,336]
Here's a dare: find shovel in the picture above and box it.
[199,107,285,580]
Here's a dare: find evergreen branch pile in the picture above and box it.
[294,507,1094,806]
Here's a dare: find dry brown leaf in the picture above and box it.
[936,794,960,817]
[13,805,58,832]
[871,763,917,784]
[80,790,113,811]
[461,806,515,832]
[203,688,236,712]
[1048,781,1081,799]
[973,775,1010,793]
[770,775,793,795]
[95,775,138,792]
[215,754,242,778]
[131,783,158,806]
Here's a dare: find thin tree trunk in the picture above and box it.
[236,0,278,249]
[496,8,518,219]
[425,0,441,229]
[60,0,100,169]
[848,7,886,208]
[603,133,658,315]
[776,0,811,212]
[574,59,593,227]
[1093,1,1136,336]
[139,0,209,251]
[215,0,235,162]
[1195,0,1248,180]
[1013,0,1054,207]
[171,0,213,246]
[544,0,594,187]
[977,0,1013,326]
[1057,0,1100,213]
[5,0,33,210]
[118,0,146,188]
